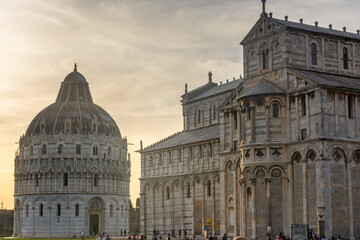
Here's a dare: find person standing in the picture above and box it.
[178,229,182,238]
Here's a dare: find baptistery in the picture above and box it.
[14,65,130,238]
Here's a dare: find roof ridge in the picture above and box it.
[143,131,182,150]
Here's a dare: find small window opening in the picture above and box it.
[199,145,202,158]
[108,146,111,156]
[30,146,33,155]
[301,129,307,140]
[234,113,238,129]
[58,144,63,154]
[311,43,317,65]
[262,49,269,70]
[233,140,238,151]
[42,144,47,154]
[25,204,29,217]
[166,186,170,200]
[207,181,211,197]
[272,103,279,118]
[63,173,68,186]
[198,109,201,124]
[75,204,79,217]
[57,204,61,217]
[168,151,172,164]
[301,95,306,116]
[186,183,191,198]
[76,144,81,155]
[39,204,43,217]
[343,47,349,69]
[178,149,182,162]
[213,105,217,120]
[93,146,98,155]
[348,95,354,119]
[110,205,113,217]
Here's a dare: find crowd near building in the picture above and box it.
[139,1,360,240]
[13,66,130,238]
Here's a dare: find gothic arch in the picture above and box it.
[50,196,67,206]
[330,147,347,162]
[242,167,253,176]
[269,166,284,178]
[224,159,234,170]
[305,148,317,162]
[253,166,267,178]
[351,149,360,164]
[291,150,302,164]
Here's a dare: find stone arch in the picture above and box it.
[242,166,253,176]
[69,196,85,207]
[269,165,285,178]
[305,148,317,162]
[224,159,233,170]
[351,149,360,164]
[330,147,347,162]
[50,196,67,206]
[291,150,302,164]
[143,182,153,193]
[20,196,32,206]
[254,166,267,178]
[33,196,47,206]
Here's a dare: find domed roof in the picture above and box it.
[26,65,121,137]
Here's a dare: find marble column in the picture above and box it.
[265,105,270,141]
[346,162,355,240]
[251,107,255,142]
[192,181,196,235]
[202,183,205,234]
[251,182,256,239]
[302,161,308,224]
[234,168,238,235]
[240,181,246,237]
[212,179,216,235]
[266,178,271,232]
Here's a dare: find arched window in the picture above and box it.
[89,200,100,210]
[25,204,29,217]
[57,204,61,217]
[75,204,79,217]
[94,174,98,187]
[30,146,33,155]
[272,103,279,118]
[207,181,211,197]
[311,43,317,65]
[93,146,98,155]
[166,186,170,200]
[197,109,201,124]
[41,144,47,154]
[262,49,269,70]
[110,205,114,217]
[348,95,354,119]
[58,144,63,154]
[343,47,349,69]
[76,144,81,155]
[39,204,43,216]
[63,173,68,186]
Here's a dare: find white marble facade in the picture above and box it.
[13,67,130,238]
[140,2,360,240]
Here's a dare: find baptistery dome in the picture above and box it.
[26,67,121,137]
[14,65,130,238]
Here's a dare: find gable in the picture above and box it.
[241,15,285,45]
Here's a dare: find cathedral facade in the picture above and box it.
[139,3,360,240]
[13,66,130,238]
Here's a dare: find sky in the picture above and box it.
[0,0,359,209]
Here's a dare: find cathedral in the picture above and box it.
[139,1,360,240]
[13,65,130,237]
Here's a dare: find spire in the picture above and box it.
[208,71,212,83]
[74,62,77,72]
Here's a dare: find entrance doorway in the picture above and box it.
[89,215,99,235]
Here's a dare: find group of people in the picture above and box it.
[309,229,343,240]
[95,233,111,240]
